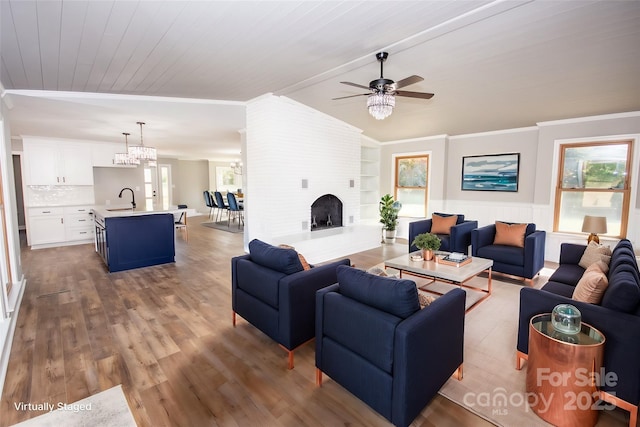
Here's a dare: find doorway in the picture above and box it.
[143,165,158,211]
[12,154,25,230]
[159,164,172,210]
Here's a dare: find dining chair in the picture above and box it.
[174,211,188,241]
[214,191,229,222]
[208,191,221,221]
[203,191,215,221]
[227,192,244,229]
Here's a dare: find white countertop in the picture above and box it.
[92,205,186,219]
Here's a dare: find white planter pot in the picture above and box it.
[384,229,397,244]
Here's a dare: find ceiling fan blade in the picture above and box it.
[395,90,434,99]
[340,81,371,90]
[332,93,369,100]
[394,75,424,89]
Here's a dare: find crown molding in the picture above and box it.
[380,134,448,145]
[537,111,640,127]
[449,126,538,140]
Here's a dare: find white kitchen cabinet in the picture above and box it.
[27,205,94,247]
[64,206,94,241]
[27,207,65,246]
[23,139,94,185]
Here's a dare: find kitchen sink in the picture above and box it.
[106,208,135,212]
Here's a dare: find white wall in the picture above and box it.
[245,95,362,243]
[93,167,145,206]
[176,159,209,213]
[379,111,640,261]
[90,159,209,212]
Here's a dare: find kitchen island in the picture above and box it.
[92,206,182,272]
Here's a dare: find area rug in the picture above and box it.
[434,272,629,427]
[201,221,243,233]
[376,263,629,426]
[11,385,137,427]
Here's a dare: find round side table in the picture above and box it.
[526,313,605,427]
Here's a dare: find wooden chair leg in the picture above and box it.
[454,364,463,381]
[316,369,323,386]
[277,344,295,369]
[287,350,294,370]
[515,351,527,370]
[232,311,236,327]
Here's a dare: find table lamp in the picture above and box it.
[582,215,607,244]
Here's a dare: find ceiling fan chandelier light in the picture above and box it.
[128,121,157,161]
[113,132,140,166]
[367,93,395,120]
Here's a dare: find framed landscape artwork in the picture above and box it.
[461,153,520,192]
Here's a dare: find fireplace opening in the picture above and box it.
[311,194,343,231]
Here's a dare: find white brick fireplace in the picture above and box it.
[244,95,381,263]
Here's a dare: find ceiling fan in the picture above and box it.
[334,52,434,120]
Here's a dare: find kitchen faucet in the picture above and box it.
[118,187,136,209]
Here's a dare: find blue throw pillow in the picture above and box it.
[337,265,420,319]
[248,239,303,275]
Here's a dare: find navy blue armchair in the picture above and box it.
[316,266,465,427]
[232,239,350,369]
[471,222,546,283]
[408,213,478,254]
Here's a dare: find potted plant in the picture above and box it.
[379,194,402,243]
[411,232,441,261]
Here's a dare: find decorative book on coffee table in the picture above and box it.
[438,253,472,267]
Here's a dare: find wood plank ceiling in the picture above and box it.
[1,0,639,160]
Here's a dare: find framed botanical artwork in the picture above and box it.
[461,153,520,192]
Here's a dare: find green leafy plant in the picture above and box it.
[411,232,442,251]
[379,194,402,231]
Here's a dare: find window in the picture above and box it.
[143,166,158,211]
[159,164,172,210]
[394,155,428,217]
[215,166,241,193]
[554,140,632,238]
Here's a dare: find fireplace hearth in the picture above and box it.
[311,194,343,231]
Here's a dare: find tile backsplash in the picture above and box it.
[26,186,95,207]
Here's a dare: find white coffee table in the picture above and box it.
[384,252,493,311]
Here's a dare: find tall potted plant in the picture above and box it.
[379,194,402,243]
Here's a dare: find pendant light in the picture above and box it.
[128,121,157,161]
[113,132,140,165]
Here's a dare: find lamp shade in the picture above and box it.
[582,215,607,234]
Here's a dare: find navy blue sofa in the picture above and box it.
[408,213,478,253]
[231,239,350,369]
[471,222,546,282]
[315,266,465,427]
[517,239,640,424]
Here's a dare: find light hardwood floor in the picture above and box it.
[1,215,493,427]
